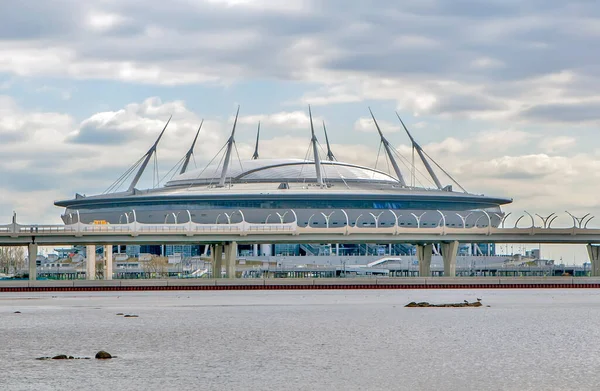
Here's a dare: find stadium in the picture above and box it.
[54,108,512,257]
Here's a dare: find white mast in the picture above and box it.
[322,121,336,161]
[308,106,324,187]
[180,120,203,175]
[395,112,442,190]
[218,106,240,187]
[128,115,171,192]
[251,121,260,160]
[368,108,406,187]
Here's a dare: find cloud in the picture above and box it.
[475,129,538,150]
[354,117,400,133]
[237,111,315,130]
[539,136,577,152]
[519,101,600,123]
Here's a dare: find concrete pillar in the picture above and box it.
[224,241,237,278]
[441,241,459,277]
[253,244,259,257]
[28,243,38,281]
[213,244,223,278]
[336,243,340,256]
[587,244,600,276]
[416,244,433,277]
[86,245,96,280]
[104,245,113,280]
[260,243,272,256]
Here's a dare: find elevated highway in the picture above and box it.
[3,221,600,246]
[3,215,600,280]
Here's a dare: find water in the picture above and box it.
[1,289,599,391]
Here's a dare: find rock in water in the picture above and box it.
[95,351,112,359]
[52,355,69,360]
[14,311,21,314]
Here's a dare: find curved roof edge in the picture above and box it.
[165,158,401,187]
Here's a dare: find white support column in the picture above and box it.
[28,243,38,281]
[335,243,340,256]
[225,241,237,278]
[86,245,96,280]
[416,244,433,277]
[104,245,113,280]
[260,244,272,256]
[213,244,223,278]
[253,244,259,257]
[441,241,459,277]
[587,244,600,277]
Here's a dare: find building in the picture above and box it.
[54,109,512,258]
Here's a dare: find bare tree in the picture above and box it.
[142,256,169,278]
[0,247,26,274]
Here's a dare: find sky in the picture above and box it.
[1,0,599,262]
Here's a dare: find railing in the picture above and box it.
[1,209,599,238]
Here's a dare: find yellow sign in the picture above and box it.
[92,220,108,225]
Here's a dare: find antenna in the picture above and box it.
[309,106,324,187]
[127,115,172,192]
[218,106,240,187]
[395,112,442,190]
[368,108,406,187]
[322,121,336,161]
[252,121,260,160]
[180,120,203,175]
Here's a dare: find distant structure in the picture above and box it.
[55,106,512,257]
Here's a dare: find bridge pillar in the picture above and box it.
[253,244,259,257]
[104,245,113,280]
[86,245,96,280]
[587,244,600,276]
[28,243,38,281]
[213,244,223,278]
[416,244,433,277]
[441,241,459,277]
[260,243,272,256]
[224,241,237,278]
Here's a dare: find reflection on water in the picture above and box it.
[1,289,600,391]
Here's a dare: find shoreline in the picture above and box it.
[2,277,600,291]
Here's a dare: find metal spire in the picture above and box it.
[218,106,240,187]
[322,121,336,161]
[395,112,442,190]
[368,108,406,187]
[127,115,172,192]
[180,120,203,175]
[309,106,324,187]
[252,121,260,160]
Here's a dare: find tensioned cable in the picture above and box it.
[316,141,350,189]
[390,147,436,189]
[184,142,228,191]
[390,148,431,188]
[103,155,146,194]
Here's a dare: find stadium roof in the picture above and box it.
[165,158,400,187]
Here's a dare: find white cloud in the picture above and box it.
[354,117,400,133]
[86,11,127,31]
[539,136,577,153]
[470,57,505,69]
[238,111,316,130]
[475,129,538,150]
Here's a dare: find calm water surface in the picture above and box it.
[1,289,599,391]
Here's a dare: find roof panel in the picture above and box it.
[165,158,399,187]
